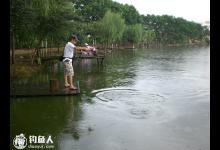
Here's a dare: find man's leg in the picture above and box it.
[64,61,71,87]
[67,75,71,85]
[64,75,70,87]
[65,60,76,90]
[68,75,77,89]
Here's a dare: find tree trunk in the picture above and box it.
[57,43,60,54]
[11,31,15,64]
[41,41,44,57]
[31,37,43,64]
[45,38,48,57]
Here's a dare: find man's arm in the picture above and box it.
[75,46,91,53]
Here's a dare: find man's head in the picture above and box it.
[69,34,79,44]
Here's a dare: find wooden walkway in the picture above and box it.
[10,89,80,97]
[10,81,80,98]
[41,55,105,65]
[16,54,105,65]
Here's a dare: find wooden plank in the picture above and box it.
[50,79,59,92]
[41,55,105,61]
[10,92,80,97]
[10,81,80,98]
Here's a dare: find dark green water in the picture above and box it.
[11,46,210,150]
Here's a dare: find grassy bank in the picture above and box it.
[10,62,44,79]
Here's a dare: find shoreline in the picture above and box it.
[10,42,209,79]
[11,42,210,55]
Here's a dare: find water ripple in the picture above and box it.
[91,87,167,119]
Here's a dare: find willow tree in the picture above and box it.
[10,0,75,64]
[99,10,125,48]
[123,24,144,47]
[31,0,75,47]
[10,0,37,64]
[142,29,156,47]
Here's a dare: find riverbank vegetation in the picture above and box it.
[10,62,44,79]
[10,0,210,64]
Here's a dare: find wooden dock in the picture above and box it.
[15,47,108,65]
[10,81,81,98]
[10,89,80,97]
[41,55,105,65]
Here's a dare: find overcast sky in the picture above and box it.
[113,0,210,23]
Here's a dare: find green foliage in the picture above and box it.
[123,24,144,44]
[10,0,75,48]
[99,10,125,44]
[10,0,209,49]
[142,15,208,44]
[121,4,141,25]
[142,29,156,44]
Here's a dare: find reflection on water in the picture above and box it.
[11,46,210,150]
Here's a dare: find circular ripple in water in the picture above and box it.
[91,87,166,119]
[92,87,165,103]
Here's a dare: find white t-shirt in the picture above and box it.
[63,42,76,58]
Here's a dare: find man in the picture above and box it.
[63,34,90,90]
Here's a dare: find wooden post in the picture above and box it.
[76,81,80,94]
[49,79,59,92]
[57,43,60,54]
[101,58,104,65]
[11,30,15,64]
[45,39,48,57]
[96,58,99,65]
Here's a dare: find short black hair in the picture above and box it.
[69,34,79,42]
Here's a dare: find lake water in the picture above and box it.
[11,46,210,150]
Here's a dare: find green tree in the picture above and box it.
[123,24,143,46]
[10,0,37,63]
[142,29,156,47]
[121,4,141,25]
[10,0,76,63]
[99,10,125,47]
[10,0,208,60]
